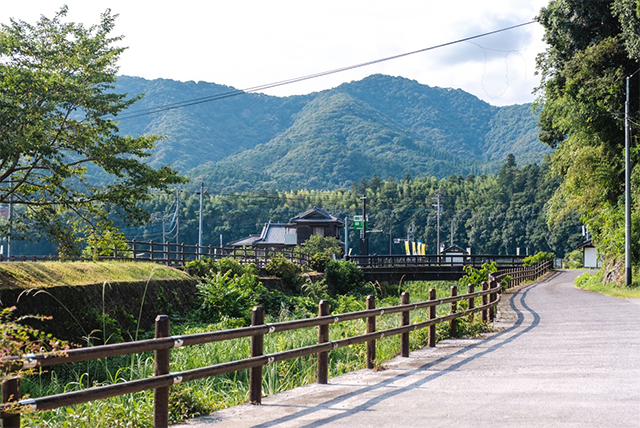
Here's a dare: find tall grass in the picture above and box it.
[20,280,491,427]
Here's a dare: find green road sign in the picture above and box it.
[353,215,368,231]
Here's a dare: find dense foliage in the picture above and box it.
[535,0,640,281]
[0,8,185,256]
[117,157,582,259]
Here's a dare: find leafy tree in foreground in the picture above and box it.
[0,7,185,256]
[535,0,640,281]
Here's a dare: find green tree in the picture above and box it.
[535,0,640,280]
[0,7,185,256]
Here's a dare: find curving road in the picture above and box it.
[176,270,640,427]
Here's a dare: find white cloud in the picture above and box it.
[1,0,551,105]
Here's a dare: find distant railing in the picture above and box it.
[0,240,310,268]
[348,254,526,268]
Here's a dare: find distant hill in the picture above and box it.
[114,74,549,191]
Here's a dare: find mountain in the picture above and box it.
[114,74,549,191]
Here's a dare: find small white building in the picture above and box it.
[441,244,468,266]
[577,240,602,268]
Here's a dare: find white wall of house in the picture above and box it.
[583,247,602,268]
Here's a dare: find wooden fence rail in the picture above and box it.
[0,262,551,427]
[493,260,553,289]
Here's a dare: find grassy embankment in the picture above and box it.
[574,269,640,299]
[0,261,189,289]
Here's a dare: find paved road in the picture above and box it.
[175,270,640,427]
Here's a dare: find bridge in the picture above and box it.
[349,254,526,281]
[176,269,640,427]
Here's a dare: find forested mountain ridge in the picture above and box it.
[114,74,549,191]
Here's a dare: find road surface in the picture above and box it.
[174,270,640,427]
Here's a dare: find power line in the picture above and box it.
[116,21,536,120]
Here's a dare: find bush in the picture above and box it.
[564,249,583,269]
[522,251,555,267]
[458,262,497,288]
[302,236,343,257]
[266,256,301,292]
[82,227,132,260]
[323,260,365,296]
[309,252,332,272]
[185,257,257,278]
[196,271,262,323]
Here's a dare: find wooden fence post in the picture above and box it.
[467,284,475,322]
[2,377,21,428]
[449,286,457,338]
[489,278,497,322]
[401,292,410,357]
[428,288,436,347]
[154,315,170,428]
[366,295,376,369]
[249,306,264,404]
[317,300,330,384]
[481,281,488,323]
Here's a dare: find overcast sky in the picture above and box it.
[2,1,550,106]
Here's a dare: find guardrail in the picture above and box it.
[0,261,551,427]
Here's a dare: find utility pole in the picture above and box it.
[175,188,180,245]
[359,194,369,256]
[162,215,166,244]
[198,181,204,259]
[450,219,454,247]
[344,216,349,258]
[7,180,12,258]
[433,194,442,255]
[389,214,393,255]
[625,75,632,286]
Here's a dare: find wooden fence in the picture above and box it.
[0,240,310,268]
[493,260,553,288]
[0,262,551,427]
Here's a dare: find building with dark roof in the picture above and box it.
[228,207,344,249]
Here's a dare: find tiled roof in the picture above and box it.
[290,206,344,225]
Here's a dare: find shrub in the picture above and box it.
[185,257,257,279]
[196,271,262,323]
[309,252,332,272]
[266,256,301,292]
[81,227,132,260]
[323,260,365,296]
[0,307,70,382]
[458,262,497,288]
[302,236,342,257]
[564,249,583,269]
[522,251,555,267]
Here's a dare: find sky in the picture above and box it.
[1,1,550,106]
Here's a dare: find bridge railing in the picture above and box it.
[348,254,525,268]
[0,240,310,268]
[1,281,506,427]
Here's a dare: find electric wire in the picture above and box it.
[115,21,536,120]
